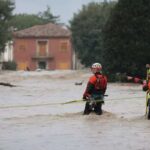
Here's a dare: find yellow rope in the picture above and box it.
[62,96,144,104]
[0,96,145,109]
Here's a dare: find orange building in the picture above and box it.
[13,23,73,70]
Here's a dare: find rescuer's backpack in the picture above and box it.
[94,75,107,90]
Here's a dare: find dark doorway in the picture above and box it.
[38,61,46,69]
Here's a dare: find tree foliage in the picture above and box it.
[8,14,43,31]
[8,6,60,31]
[38,6,59,24]
[102,0,150,77]
[0,0,14,52]
[70,2,116,67]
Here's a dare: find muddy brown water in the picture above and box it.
[0,70,150,150]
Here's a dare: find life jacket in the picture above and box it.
[83,74,107,99]
[89,74,107,90]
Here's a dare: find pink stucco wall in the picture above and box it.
[13,37,73,70]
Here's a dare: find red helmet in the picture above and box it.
[91,63,102,73]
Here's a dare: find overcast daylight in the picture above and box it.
[1,0,150,150]
[14,0,107,24]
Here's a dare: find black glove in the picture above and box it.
[83,96,87,101]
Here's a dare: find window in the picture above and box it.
[19,45,26,51]
[18,40,26,51]
[60,42,68,52]
[38,41,47,56]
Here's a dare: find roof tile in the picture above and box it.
[13,23,71,38]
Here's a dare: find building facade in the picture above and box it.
[13,23,73,70]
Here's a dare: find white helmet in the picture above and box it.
[91,63,102,73]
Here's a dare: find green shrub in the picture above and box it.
[2,61,17,70]
[107,72,127,82]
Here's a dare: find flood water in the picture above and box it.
[0,70,150,150]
